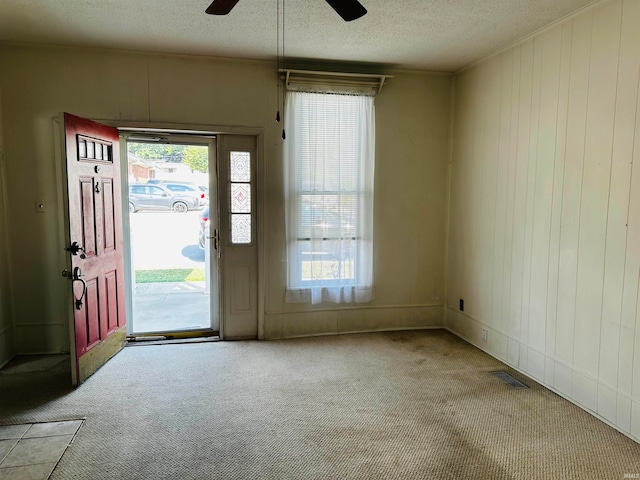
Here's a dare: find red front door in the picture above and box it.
[64,113,126,385]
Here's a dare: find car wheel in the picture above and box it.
[173,201,188,213]
[129,202,136,213]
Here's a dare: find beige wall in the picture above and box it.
[447,0,640,441]
[0,82,14,367]
[0,44,451,351]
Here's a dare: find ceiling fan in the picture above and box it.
[205,0,367,22]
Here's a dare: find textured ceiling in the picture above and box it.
[0,0,597,72]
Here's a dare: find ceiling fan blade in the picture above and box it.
[325,0,367,22]
[205,0,241,15]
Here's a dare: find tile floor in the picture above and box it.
[0,420,83,480]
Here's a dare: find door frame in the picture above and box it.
[109,121,266,340]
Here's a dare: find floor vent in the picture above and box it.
[492,371,529,389]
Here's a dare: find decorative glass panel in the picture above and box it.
[78,139,87,158]
[87,142,95,159]
[230,151,250,182]
[103,144,110,161]
[95,143,103,160]
[231,214,251,244]
[231,184,251,213]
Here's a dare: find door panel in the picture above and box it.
[105,271,119,332]
[64,113,126,385]
[80,178,97,257]
[85,279,100,347]
[102,179,116,251]
[231,266,251,312]
[218,136,258,339]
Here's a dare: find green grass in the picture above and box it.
[135,268,205,283]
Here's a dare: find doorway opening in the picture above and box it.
[124,136,219,337]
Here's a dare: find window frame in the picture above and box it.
[284,90,376,303]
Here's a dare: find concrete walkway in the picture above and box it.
[132,281,210,334]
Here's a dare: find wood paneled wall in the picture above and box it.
[447,0,640,441]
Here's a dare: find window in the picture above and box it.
[284,91,375,304]
[229,151,252,245]
[165,184,196,193]
[148,186,165,196]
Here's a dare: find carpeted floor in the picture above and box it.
[1,330,639,479]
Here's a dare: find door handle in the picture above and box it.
[71,267,86,310]
[213,228,219,251]
[62,267,86,310]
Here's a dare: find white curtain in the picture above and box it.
[284,91,375,304]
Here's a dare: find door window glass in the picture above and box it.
[229,151,252,245]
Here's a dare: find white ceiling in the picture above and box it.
[0,0,597,72]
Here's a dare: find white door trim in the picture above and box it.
[108,121,265,340]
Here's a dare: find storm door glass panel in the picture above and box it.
[229,151,251,244]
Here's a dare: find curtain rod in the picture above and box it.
[279,69,393,94]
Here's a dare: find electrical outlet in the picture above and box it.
[482,328,488,342]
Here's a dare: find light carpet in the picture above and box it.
[1,330,639,479]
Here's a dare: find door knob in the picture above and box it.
[65,241,86,259]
